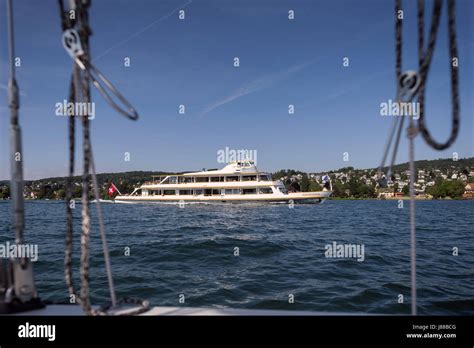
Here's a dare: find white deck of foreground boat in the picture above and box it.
[12,305,364,316]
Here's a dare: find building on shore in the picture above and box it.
[463,183,474,199]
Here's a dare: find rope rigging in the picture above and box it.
[379,0,460,179]
[417,0,460,150]
[58,0,148,315]
[0,0,44,314]
[379,0,460,316]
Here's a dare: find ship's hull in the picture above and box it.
[114,191,332,203]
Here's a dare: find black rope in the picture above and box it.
[76,0,93,316]
[395,0,402,84]
[387,0,405,178]
[417,0,460,150]
[58,0,93,315]
[377,0,405,182]
[64,73,77,301]
[387,0,404,177]
[98,297,150,316]
[58,0,146,316]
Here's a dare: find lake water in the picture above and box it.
[0,200,473,314]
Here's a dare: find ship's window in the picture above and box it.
[196,177,209,182]
[210,176,224,182]
[224,189,240,195]
[204,189,212,196]
[163,190,175,195]
[212,189,221,195]
[194,189,203,195]
[259,174,271,181]
[242,175,257,181]
[259,188,273,194]
[178,176,193,183]
[168,176,178,184]
[278,187,288,193]
[179,190,192,195]
[242,188,257,195]
[153,190,162,195]
[226,176,239,182]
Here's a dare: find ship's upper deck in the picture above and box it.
[144,161,274,186]
[183,161,260,176]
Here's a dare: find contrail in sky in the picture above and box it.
[93,0,193,62]
[200,60,315,117]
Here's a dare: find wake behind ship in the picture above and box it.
[115,161,332,203]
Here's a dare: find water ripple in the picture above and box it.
[0,200,472,314]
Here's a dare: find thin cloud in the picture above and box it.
[93,0,193,62]
[200,60,314,117]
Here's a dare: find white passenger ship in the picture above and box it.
[115,161,332,203]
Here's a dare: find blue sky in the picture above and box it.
[0,0,473,180]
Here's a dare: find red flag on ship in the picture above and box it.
[107,183,118,197]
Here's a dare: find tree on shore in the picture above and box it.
[402,185,409,196]
[0,186,10,199]
[426,180,465,199]
[393,182,399,193]
[299,175,310,192]
[309,181,322,192]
